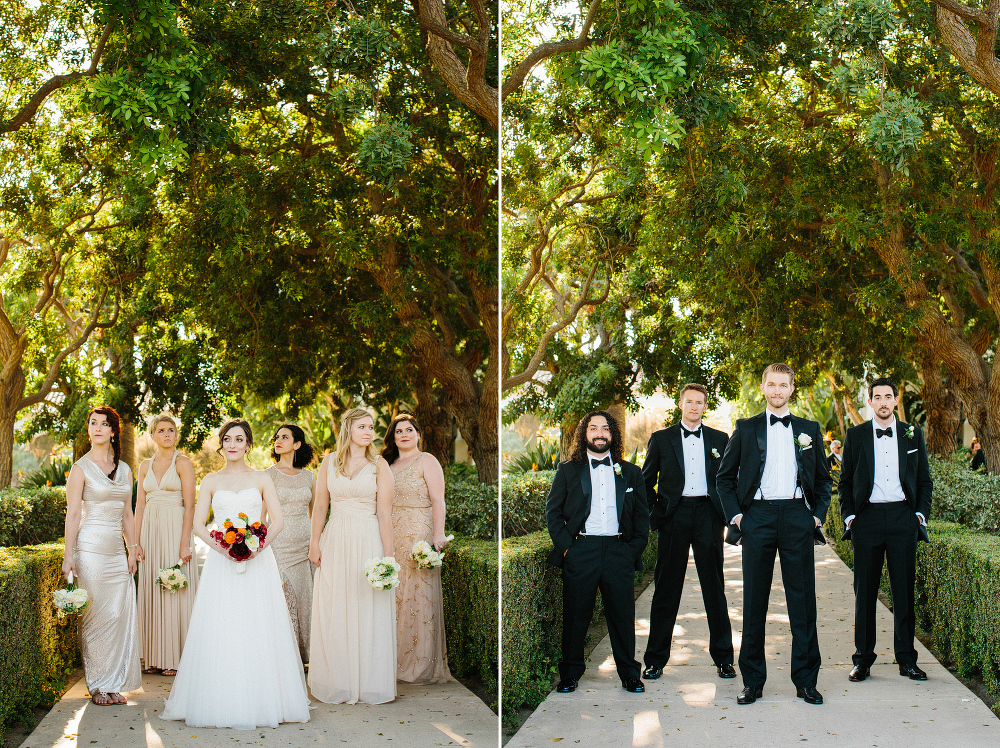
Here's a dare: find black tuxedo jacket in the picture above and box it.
[838,420,933,540]
[545,457,649,570]
[716,412,833,544]
[642,423,729,530]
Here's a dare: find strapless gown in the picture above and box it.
[161,488,310,729]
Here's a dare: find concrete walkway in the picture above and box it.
[508,543,1000,747]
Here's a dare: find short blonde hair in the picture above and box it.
[148,413,177,435]
[334,408,379,476]
[761,362,795,387]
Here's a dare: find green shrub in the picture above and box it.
[19,458,74,489]
[441,535,498,708]
[501,471,554,538]
[0,542,80,738]
[500,529,658,723]
[927,455,1000,532]
[503,441,560,474]
[445,475,498,541]
[0,487,67,548]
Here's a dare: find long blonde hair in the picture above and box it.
[334,408,379,475]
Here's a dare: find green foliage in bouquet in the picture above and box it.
[0,488,67,548]
[0,542,81,738]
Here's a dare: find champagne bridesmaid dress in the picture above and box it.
[392,453,450,683]
[137,450,199,672]
[308,461,396,704]
[265,465,315,663]
[73,458,142,698]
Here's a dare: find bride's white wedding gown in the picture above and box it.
[161,488,311,729]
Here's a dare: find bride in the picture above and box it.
[161,419,310,729]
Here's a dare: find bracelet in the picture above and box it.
[128,544,138,548]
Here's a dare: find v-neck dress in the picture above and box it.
[137,450,199,671]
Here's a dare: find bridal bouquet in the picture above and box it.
[410,535,454,570]
[155,563,189,593]
[365,557,401,590]
[52,572,89,618]
[210,513,267,572]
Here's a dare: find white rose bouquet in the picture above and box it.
[365,556,401,590]
[52,572,89,618]
[410,535,455,570]
[155,563,189,593]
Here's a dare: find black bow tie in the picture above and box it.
[591,456,612,468]
[876,427,893,439]
[683,427,702,438]
[769,414,791,427]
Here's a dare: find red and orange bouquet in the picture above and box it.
[210,513,266,571]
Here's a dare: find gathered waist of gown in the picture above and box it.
[392,498,432,510]
[144,489,183,507]
[328,501,377,520]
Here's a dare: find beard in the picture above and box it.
[587,437,611,454]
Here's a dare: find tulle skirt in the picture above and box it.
[161,546,310,729]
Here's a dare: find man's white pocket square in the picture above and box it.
[907,448,918,454]
[626,487,633,492]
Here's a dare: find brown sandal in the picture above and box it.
[107,692,127,704]
[161,669,177,676]
[143,667,162,675]
[91,691,113,706]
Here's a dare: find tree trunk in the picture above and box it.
[560,417,578,462]
[119,414,137,476]
[831,396,846,441]
[413,377,455,469]
[919,353,962,456]
[0,410,15,488]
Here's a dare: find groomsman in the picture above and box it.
[640,383,735,680]
[717,363,832,705]
[545,411,649,694]
[839,378,933,682]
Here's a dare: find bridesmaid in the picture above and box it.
[134,413,199,676]
[382,414,451,684]
[264,424,315,663]
[308,407,397,704]
[61,405,141,706]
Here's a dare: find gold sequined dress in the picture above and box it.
[392,453,450,684]
[137,450,199,671]
[73,457,142,697]
[265,465,315,663]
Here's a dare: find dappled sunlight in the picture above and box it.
[52,702,87,747]
[431,722,471,745]
[144,719,166,748]
[598,653,618,671]
[678,681,716,704]
[632,710,664,747]
[635,617,651,635]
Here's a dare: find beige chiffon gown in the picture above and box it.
[392,453,450,683]
[265,465,314,663]
[73,457,142,697]
[137,451,199,672]
[308,461,396,704]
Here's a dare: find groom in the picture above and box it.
[545,411,649,694]
[717,363,832,705]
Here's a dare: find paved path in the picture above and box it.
[508,543,999,747]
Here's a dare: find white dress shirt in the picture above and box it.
[870,417,906,503]
[681,423,709,496]
[758,408,801,500]
[582,451,619,535]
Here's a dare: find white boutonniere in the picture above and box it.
[797,433,813,451]
[711,448,720,459]
[905,425,915,439]
[613,462,622,475]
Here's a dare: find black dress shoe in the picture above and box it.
[848,665,870,682]
[556,678,578,693]
[899,663,927,680]
[622,677,645,693]
[716,663,737,679]
[642,666,663,680]
[737,685,763,704]
[796,686,824,704]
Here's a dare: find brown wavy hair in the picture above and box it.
[381,413,421,465]
[570,410,623,464]
[216,419,253,458]
[87,405,122,479]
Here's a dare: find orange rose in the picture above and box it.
[224,530,237,544]
[224,520,233,529]
[238,512,248,520]
[252,522,261,529]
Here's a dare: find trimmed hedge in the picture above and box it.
[441,534,498,708]
[0,542,80,739]
[500,471,554,538]
[927,455,1000,532]
[0,487,67,548]
[500,529,658,724]
[445,476,498,541]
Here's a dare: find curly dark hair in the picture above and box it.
[381,414,421,465]
[270,423,315,468]
[87,405,122,479]
[570,410,623,464]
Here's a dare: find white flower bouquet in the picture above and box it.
[365,556,401,590]
[52,572,89,618]
[410,535,454,570]
[155,563,189,593]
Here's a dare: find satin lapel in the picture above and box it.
[669,425,685,476]
[755,413,767,463]
[864,422,876,491]
[896,420,909,488]
[701,424,713,465]
[791,417,805,474]
[615,465,626,521]
[578,459,592,499]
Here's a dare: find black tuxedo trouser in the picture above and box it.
[559,535,640,682]
[644,497,733,668]
[739,500,821,688]
[851,501,918,668]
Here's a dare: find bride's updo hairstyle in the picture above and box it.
[216,418,254,458]
[334,407,379,476]
[87,405,122,478]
